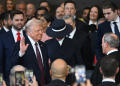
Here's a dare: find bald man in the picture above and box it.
[44,59,68,86]
[55,7,65,19]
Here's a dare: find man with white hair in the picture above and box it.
[11,19,51,86]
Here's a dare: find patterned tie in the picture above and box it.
[17,32,21,41]
[113,22,120,38]
[35,43,46,85]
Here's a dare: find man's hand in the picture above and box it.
[29,75,38,86]
[3,80,6,86]
[20,36,29,55]
[81,79,93,86]
[24,79,29,86]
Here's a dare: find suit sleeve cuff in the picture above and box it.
[19,51,25,57]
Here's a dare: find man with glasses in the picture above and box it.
[96,1,120,60]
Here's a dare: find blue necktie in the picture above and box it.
[113,22,120,38]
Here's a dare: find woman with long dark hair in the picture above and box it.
[40,13,54,42]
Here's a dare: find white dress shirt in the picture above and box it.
[58,37,65,46]
[110,16,120,33]
[11,27,23,42]
[89,20,97,25]
[19,35,44,64]
[68,27,76,39]
[3,26,9,32]
[107,49,118,55]
[102,78,115,83]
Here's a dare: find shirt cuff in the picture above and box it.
[19,51,25,57]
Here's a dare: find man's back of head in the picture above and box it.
[50,59,68,81]
[100,55,119,79]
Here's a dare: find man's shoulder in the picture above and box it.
[0,28,6,34]
[98,82,117,86]
[0,30,12,39]
[109,51,120,59]
[76,29,88,36]
[75,18,85,24]
[98,20,109,27]
[43,80,67,86]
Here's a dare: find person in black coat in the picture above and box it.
[98,55,119,86]
[45,19,83,85]
[43,59,68,86]
[91,32,120,86]
[62,15,93,70]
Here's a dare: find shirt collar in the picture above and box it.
[111,15,119,24]
[22,26,26,30]
[107,49,118,55]
[3,26,9,32]
[53,79,65,82]
[12,27,23,36]
[27,35,37,46]
[102,78,115,83]
[69,27,76,39]
[89,20,97,25]
[58,37,65,46]
[73,15,76,19]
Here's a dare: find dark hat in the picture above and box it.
[46,19,73,38]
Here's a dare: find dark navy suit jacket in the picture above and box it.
[75,18,88,33]
[45,37,83,85]
[0,28,6,34]
[73,29,93,69]
[11,36,51,86]
[0,30,26,81]
[95,20,117,60]
[45,37,83,67]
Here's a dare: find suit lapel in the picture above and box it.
[48,38,64,55]
[23,30,26,36]
[61,37,73,52]
[105,21,112,32]
[25,36,40,69]
[7,30,15,44]
[73,29,79,39]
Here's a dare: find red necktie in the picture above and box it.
[17,32,21,41]
[35,43,46,85]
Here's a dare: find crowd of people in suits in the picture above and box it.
[0,0,120,86]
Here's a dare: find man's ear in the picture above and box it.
[116,67,119,74]
[99,67,103,74]
[66,70,68,76]
[9,75,11,79]
[115,9,118,14]
[50,70,52,76]
[3,19,7,25]
[104,42,108,48]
